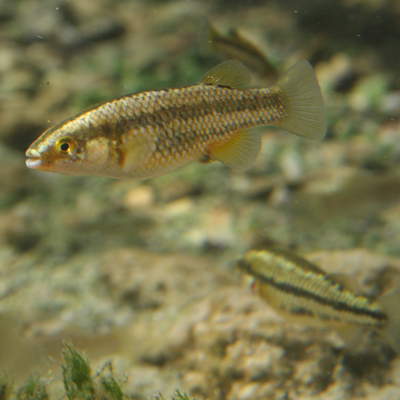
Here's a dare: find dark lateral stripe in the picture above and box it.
[250,267,387,323]
[288,307,314,317]
[120,93,281,130]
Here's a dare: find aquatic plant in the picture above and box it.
[0,343,193,400]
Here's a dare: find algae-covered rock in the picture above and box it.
[2,248,400,399]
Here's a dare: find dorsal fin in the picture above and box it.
[200,60,251,88]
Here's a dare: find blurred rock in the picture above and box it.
[1,247,400,398]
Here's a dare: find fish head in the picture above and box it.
[25,119,111,176]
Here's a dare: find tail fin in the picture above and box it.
[378,289,400,354]
[273,60,326,140]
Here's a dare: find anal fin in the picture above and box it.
[377,289,400,354]
[206,128,261,170]
[336,324,365,350]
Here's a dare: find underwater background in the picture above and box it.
[1,0,400,399]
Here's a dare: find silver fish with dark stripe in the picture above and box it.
[237,248,400,353]
[25,60,326,180]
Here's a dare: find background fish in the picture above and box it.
[204,22,279,83]
[25,59,326,180]
[237,248,400,353]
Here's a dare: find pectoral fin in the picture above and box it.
[206,128,261,170]
[119,134,154,173]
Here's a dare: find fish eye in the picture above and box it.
[60,142,69,151]
[56,137,75,155]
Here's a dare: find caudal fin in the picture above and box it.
[273,60,326,140]
[378,289,400,354]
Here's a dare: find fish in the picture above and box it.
[25,59,326,180]
[204,22,279,82]
[236,248,400,353]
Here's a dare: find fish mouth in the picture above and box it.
[25,148,43,169]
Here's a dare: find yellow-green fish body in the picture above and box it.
[26,60,326,180]
[237,248,400,353]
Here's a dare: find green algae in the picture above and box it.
[0,343,192,400]
[16,377,48,400]
[0,375,12,400]
[0,375,48,400]
[155,390,193,400]
[62,343,96,400]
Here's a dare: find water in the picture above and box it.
[1,0,400,399]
